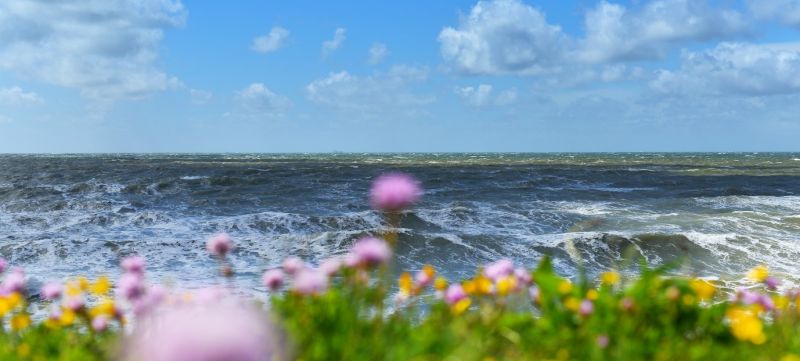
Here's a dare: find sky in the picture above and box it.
[1,0,800,153]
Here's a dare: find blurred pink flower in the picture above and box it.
[483,259,514,282]
[40,282,62,300]
[579,299,594,316]
[351,237,391,267]
[206,233,234,257]
[765,276,780,290]
[319,258,341,276]
[122,256,146,275]
[133,284,168,315]
[282,256,305,275]
[514,268,532,286]
[2,268,25,294]
[92,316,108,332]
[757,293,775,311]
[596,334,609,348]
[369,173,421,212]
[117,273,145,301]
[736,288,760,305]
[528,286,540,302]
[292,269,328,295]
[262,269,284,291]
[444,284,467,305]
[123,298,278,361]
[415,270,433,288]
[65,296,85,311]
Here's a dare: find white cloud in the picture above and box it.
[651,42,800,96]
[251,26,290,53]
[455,84,518,106]
[746,0,800,27]
[235,83,292,116]
[0,86,43,105]
[368,43,388,65]
[306,65,434,116]
[0,0,184,100]
[579,0,748,63]
[189,88,213,104]
[438,0,568,75]
[322,28,347,58]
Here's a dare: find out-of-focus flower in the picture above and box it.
[64,297,85,311]
[483,259,514,282]
[92,316,108,332]
[2,268,25,294]
[586,289,599,301]
[282,256,305,275]
[41,282,62,300]
[0,258,7,273]
[399,272,413,295]
[122,256,146,275]
[690,279,716,301]
[262,269,284,291]
[758,294,775,311]
[748,265,769,283]
[369,173,421,212]
[558,279,573,295]
[601,271,620,285]
[727,307,766,344]
[117,273,145,301]
[415,265,435,288]
[445,284,467,305]
[596,334,609,349]
[123,298,278,361]
[206,233,234,257]
[319,258,341,276]
[351,237,391,268]
[737,288,760,306]
[10,313,30,331]
[91,276,111,296]
[620,297,634,312]
[766,276,780,290]
[434,277,448,291]
[579,299,594,316]
[529,286,540,303]
[496,276,518,296]
[514,268,532,286]
[292,269,328,295]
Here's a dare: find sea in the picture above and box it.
[1,153,800,294]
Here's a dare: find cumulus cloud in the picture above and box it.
[235,83,292,116]
[438,0,569,75]
[0,86,43,105]
[746,0,800,27]
[322,28,347,58]
[651,42,800,96]
[368,43,388,65]
[306,65,434,116]
[251,26,290,53]
[0,0,185,100]
[579,0,749,63]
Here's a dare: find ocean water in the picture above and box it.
[1,153,800,293]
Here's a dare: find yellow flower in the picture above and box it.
[775,295,790,311]
[781,354,800,361]
[90,299,116,318]
[690,279,716,301]
[16,343,30,358]
[727,307,766,344]
[10,313,31,331]
[0,297,11,317]
[451,298,472,315]
[586,289,599,301]
[77,276,90,291]
[747,265,769,283]
[7,292,23,309]
[434,277,448,291]
[60,308,76,326]
[398,272,413,295]
[422,264,435,279]
[564,297,580,312]
[91,276,111,296]
[65,280,82,297]
[496,276,518,296]
[682,294,696,306]
[601,271,620,285]
[475,275,493,295]
[558,280,573,295]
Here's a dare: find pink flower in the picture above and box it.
[351,237,392,267]
[514,268,532,286]
[262,269,284,291]
[757,293,775,311]
[765,276,780,290]
[319,258,341,276]
[579,299,594,316]
[92,316,108,332]
[40,282,62,300]
[2,268,25,294]
[123,298,278,361]
[206,233,234,257]
[133,284,168,315]
[292,269,328,295]
[282,256,305,275]
[483,259,514,282]
[117,273,145,301]
[369,173,421,212]
[415,270,433,288]
[122,256,146,275]
[528,286,540,302]
[444,284,467,305]
[65,297,85,311]
[596,335,609,348]
[736,288,760,305]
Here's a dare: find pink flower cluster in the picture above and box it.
[117,255,166,316]
[369,173,422,212]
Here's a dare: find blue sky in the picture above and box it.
[1,0,800,152]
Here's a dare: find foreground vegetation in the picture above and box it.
[0,173,798,360]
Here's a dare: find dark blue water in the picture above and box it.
[1,153,799,292]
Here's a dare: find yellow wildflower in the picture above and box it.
[77,276,90,291]
[398,272,413,295]
[781,354,800,361]
[690,279,716,301]
[496,276,518,296]
[462,279,477,295]
[586,289,599,301]
[775,295,790,311]
[558,280,573,295]
[60,308,76,326]
[601,271,620,285]
[65,280,82,297]
[682,294,696,306]
[7,292,23,309]
[90,299,116,318]
[91,276,111,296]
[452,298,472,315]
[10,313,31,331]
[747,265,769,283]
[727,307,766,344]
[0,297,10,317]
[434,277,448,291]
[16,344,30,358]
[474,275,493,295]
[564,297,580,312]
[422,264,435,279]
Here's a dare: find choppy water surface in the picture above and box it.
[1,153,799,293]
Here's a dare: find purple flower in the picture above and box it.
[765,276,780,290]
[117,273,145,301]
[514,268,532,286]
[292,269,328,295]
[351,237,392,268]
[415,270,433,288]
[757,294,775,311]
[579,299,594,316]
[2,268,25,294]
[122,256,146,275]
[65,297,85,311]
[319,258,341,276]
[282,256,305,275]
[369,173,421,212]
[737,288,760,305]
[92,316,108,332]
[40,282,62,300]
[262,269,284,291]
[483,259,514,282]
[206,233,234,257]
[596,335,609,348]
[444,284,467,305]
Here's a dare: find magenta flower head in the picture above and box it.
[2,268,25,294]
[40,282,62,300]
[444,284,467,305]
[765,276,780,290]
[736,288,760,305]
[757,293,775,311]
[579,299,594,316]
[282,256,305,275]
[206,233,234,257]
[122,256,146,275]
[0,258,7,273]
[514,268,532,286]
[369,172,421,212]
[117,273,145,301]
[483,259,514,282]
[351,237,392,268]
[65,297,85,311]
[292,269,328,295]
[123,297,279,361]
[319,258,342,276]
[262,269,284,291]
[92,316,108,332]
